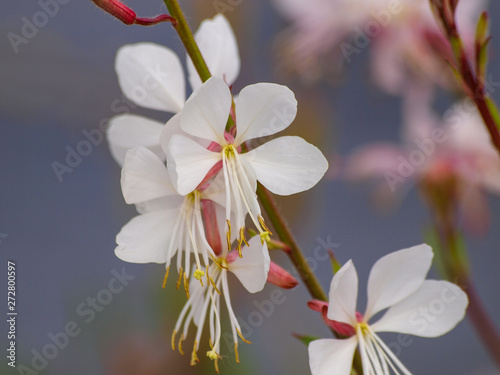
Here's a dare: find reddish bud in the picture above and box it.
[266,262,299,289]
[307,300,356,338]
[91,0,175,26]
[91,0,136,24]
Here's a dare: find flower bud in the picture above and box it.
[266,262,299,289]
[91,0,175,26]
[307,300,355,337]
[91,0,136,25]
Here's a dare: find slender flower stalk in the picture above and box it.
[430,0,500,157]
[163,0,211,83]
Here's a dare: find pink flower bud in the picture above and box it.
[307,300,356,338]
[266,262,299,289]
[91,0,175,26]
[91,0,136,25]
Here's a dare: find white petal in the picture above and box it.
[160,113,212,157]
[166,134,221,195]
[243,136,328,195]
[364,244,433,320]
[308,338,358,375]
[371,280,468,337]
[187,14,240,90]
[115,43,185,112]
[201,173,227,208]
[228,237,270,293]
[180,77,231,144]
[327,260,359,327]
[234,83,297,145]
[107,114,164,166]
[115,210,177,264]
[135,195,184,214]
[121,147,177,204]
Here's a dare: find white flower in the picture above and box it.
[106,14,240,166]
[308,244,468,375]
[165,76,329,248]
[172,235,270,371]
[114,146,225,288]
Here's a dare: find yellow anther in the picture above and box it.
[209,277,221,295]
[162,266,170,288]
[234,342,240,363]
[237,227,249,257]
[226,219,232,251]
[176,267,183,290]
[184,273,190,299]
[178,334,185,355]
[190,341,199,366]
[236,328,252,344]
[258,215,272,235]
[171,330,177,351]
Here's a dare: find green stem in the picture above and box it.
[163,0,211,82]
[257,184,328,301]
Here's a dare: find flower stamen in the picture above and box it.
[190,341,199,366]
[162,266,169,288]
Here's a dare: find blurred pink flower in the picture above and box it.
[344,97,500,234]
[272,0,486,93]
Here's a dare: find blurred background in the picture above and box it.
[1,0,500,374]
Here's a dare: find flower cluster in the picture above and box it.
[99,4,476,373]
[108,14,328,370]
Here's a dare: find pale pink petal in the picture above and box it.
[121,147,177,204]
[371,280,468,337]
[364,244,433,320]
[234,83,297,145]
[115,43,185,113]
[243,136,328,195]
[180,77,231,144]
[228,237,270,293]
[166,134,221,195]
[187,14,240,90]
[107,114,164,166]
[115,210,178,264]
[308,337,358,375]
[344,143,405,181]
[327,260,358,327]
